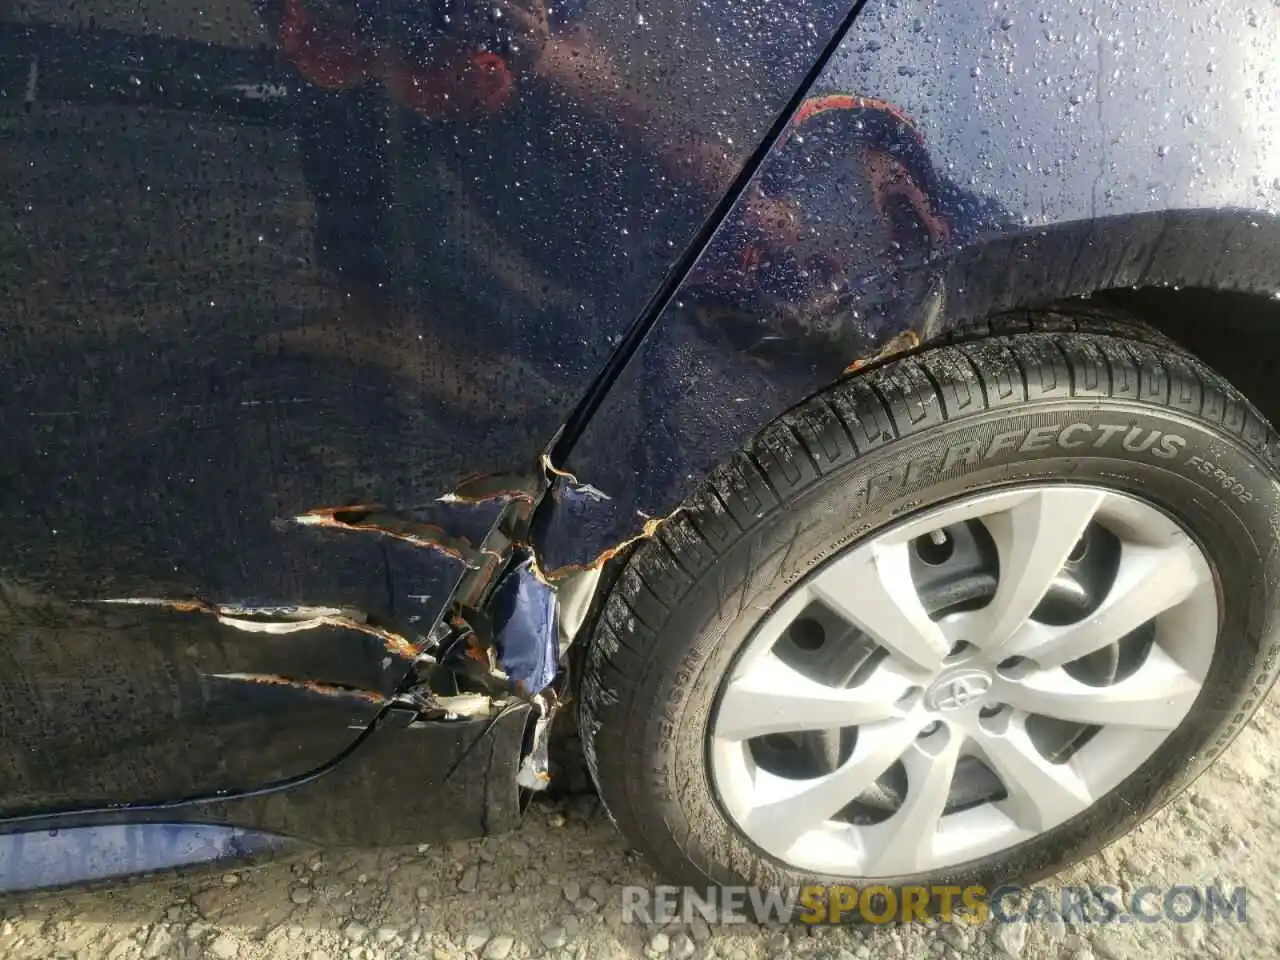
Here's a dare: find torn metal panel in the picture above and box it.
[88,457,606,800]
[841,329,922,375]
[528,471,683,579]
[436,471,540,504]
[292,505,483,567]
[555,565,602,655]
[97,598,424,662]
[488,553,560,696]
[82,459,617,801]
[516,694,556,792]
[221,615,422,661]
[205,672,389,706]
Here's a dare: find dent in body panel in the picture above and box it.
[548,0,1280,569]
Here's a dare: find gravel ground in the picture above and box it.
[2,693,1278,960]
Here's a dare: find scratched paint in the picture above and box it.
[96,598,423,661]
[0,0,860,822]
[532,509,680,583]
[841,329,922,375]
[292,506,481,565]
[206,672,389,705]
[435,472,539,504]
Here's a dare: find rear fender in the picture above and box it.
[532,0,1280,575]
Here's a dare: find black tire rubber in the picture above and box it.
[578,309,1280,893]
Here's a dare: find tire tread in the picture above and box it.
[578,308,1280,887]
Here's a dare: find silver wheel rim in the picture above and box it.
[708,485,1219,877]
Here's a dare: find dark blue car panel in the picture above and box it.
[0,701,530,892]
[0,0,852,816]
[3,0,1280,895]
[545,0,1280,568]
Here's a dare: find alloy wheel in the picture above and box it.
[708,485,1219,876]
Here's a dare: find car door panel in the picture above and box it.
[0,1,855,813]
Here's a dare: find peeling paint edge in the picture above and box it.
[96,598,425,661]
[99,598,350,618]
[222,614,423,661]
[841,329,923,375]
[99,597,221,614]
[435,471,539,504]
[206,672,389,705]
[538,451,580,484]
[292,506,480,566]
[530,508,685,584]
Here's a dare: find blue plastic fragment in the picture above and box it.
[490,552,560,695]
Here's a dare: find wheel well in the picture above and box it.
[1093,287,1280,430]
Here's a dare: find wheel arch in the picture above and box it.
[533,208,1280,583]
[1093,285,1280,437]
[536,0,1280,577]
[571,312,1280,889]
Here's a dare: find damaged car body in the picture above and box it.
[3,0,1280,895]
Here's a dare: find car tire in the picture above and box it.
[578,310,1280,895]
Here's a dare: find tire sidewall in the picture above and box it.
[610,401,1280,890]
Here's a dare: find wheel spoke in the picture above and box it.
[710,483,1222,877]
[974,489,1106,650]
[995,647,1202,730]
[810,542,949,672]
[861,731,963,875]
[742,718,920,856]
[716,653,912,740]
[1002,538,1209,668]
[975,715,1093,832]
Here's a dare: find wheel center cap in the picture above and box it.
[925,668,993,712]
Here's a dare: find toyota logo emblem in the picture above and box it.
[926,669,993,712]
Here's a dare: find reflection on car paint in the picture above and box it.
[534,89,1014,571]
[0,823,300,894]
[548,0,1280,580]
[0,0,856,823]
